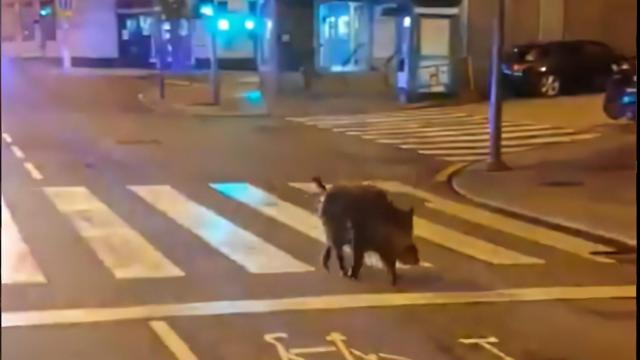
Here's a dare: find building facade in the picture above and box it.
[1,0,257,68]
[2,0,635,99]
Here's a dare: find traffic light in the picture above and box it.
[39,0,54,16]
[195,0,215,17]
[158,0,187,20]
[244,18,255,31]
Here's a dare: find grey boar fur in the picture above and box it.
[312,177,419,285]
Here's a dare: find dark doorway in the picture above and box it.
[117,13,154,68]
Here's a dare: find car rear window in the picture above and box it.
[507,46,548,62]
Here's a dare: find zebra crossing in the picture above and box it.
[1,180,618,286]
[286,108,601,162]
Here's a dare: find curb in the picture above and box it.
[447,166,637,249]
[137,91,269,118]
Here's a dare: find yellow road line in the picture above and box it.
[2,285,634,328]
[434,162,470,183]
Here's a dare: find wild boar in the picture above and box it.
[312,177,419,285]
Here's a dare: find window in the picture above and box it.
[316,1,371,73]
[139,16,153,36]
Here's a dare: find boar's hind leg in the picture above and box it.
[335,246,348,277]
[348,237,365,280]
[321,246,332,272]
[324,222,349,276]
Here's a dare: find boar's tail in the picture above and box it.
[311,176,328,193]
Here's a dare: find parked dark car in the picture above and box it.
[502,40,628,97]
[603,56,636,121]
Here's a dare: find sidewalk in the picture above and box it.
[452,123,636,246]
[139,71,269,117]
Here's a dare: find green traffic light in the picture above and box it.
[39,5,52,16]
[199,3,214,16]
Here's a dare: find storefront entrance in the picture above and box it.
[117,13,154,67]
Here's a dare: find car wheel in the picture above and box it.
[538,74,561,97]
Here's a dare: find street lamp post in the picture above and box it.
[209,27,220,105]
[486,0,510,171]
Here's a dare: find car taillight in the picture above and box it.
[512,64,527,72]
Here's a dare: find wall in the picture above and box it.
[466,0,497,95]
[564,0,636,56]
[1,2,20,41]
[68,0,119,59]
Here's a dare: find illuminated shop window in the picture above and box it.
[316,1,371,73]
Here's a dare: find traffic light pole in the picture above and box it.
[209,30,220,105]
[155,16,165,100]
[487,0,510,171]
[60,17,71,71]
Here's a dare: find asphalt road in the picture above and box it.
[1,59,636,360]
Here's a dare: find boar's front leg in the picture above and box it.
[380,253,398,286]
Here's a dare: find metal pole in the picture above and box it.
[156,17,165,100]
[61,17,71,70]
[487,0,510,171]
[209,30,220,105]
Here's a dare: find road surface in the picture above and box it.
[1,59,636,360]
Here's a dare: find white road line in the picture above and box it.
[210,183,432,269]
[2,285,634,328]
[411,217,543,264]
[313,113,477,126]
[372,181,616,263]
[287,109,461,123]
[23,162,43,180]
[43,187,185,279]
[288,183,542,265]
[149,321,199,360]
[417,146,534,156]
[357,124,553,138]
[129,185,313,274]
[324,115,489,130]
[384,128,576,144]
[398,133,600,150]
[333,120,527,133]
[10,145,25,159]
[2,132,12,143]
[1,196,47,284]
[318,116,487,129]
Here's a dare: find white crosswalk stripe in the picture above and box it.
[346,123,551,136]
[129,185,314,274]
[2,180,621,286]
[43,187,185,279]
[1,196,47,284]
[285,108,601,162]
